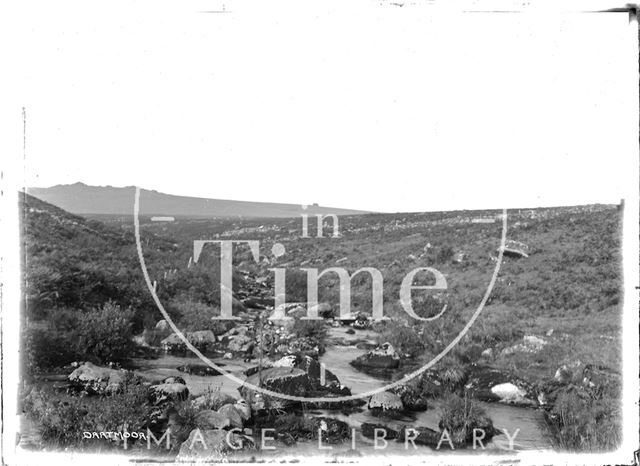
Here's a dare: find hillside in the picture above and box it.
[21,193,174,327]
[20,195,624,453]
[27,183,370,218]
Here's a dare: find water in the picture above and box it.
[132,341,553,453]
[317,343,553,452]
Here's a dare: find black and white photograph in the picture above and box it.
[1,1,639,464]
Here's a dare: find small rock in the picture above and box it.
[368,391,403,412]
[217,404,244,429]
[151,383,189,404]
[481,348,493,358]
[155,319,169,331]
[361,423,399,440]
[351,342,400,369]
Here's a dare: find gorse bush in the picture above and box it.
[75,301,135,363]
[169,299,233,334]
[24,301,135,373]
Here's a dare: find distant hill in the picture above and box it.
[27,183,370,218]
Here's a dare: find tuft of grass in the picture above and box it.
[544,385,621,452]
[438,393,494,447]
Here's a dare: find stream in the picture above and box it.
[131,328,553,454]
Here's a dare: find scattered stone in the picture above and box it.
[223,352,233,360]
[546,328,554,337]
[161,330,216,353]
[501,335,547,355]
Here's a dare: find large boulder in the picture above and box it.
[350,342,400,370]
[192,391,237,411]
[465,365,536,407]
[175,429,253,461]
[498,239,530,258]
[273,354,342,391]
[150,382,189,404]
[368,391,404,413]
[217,404,244,429]
[155,319,169,331]
[240,367,311,411]
[67,362,128,395]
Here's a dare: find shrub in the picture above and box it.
[75,301,135,363]
[290,320,329,354]
[24,329,77,374]
[545,386,621,451]
[170,299,232,334]
[23,376,153,449]
[25,302,136,373]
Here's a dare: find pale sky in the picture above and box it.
[8,0,638,212]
